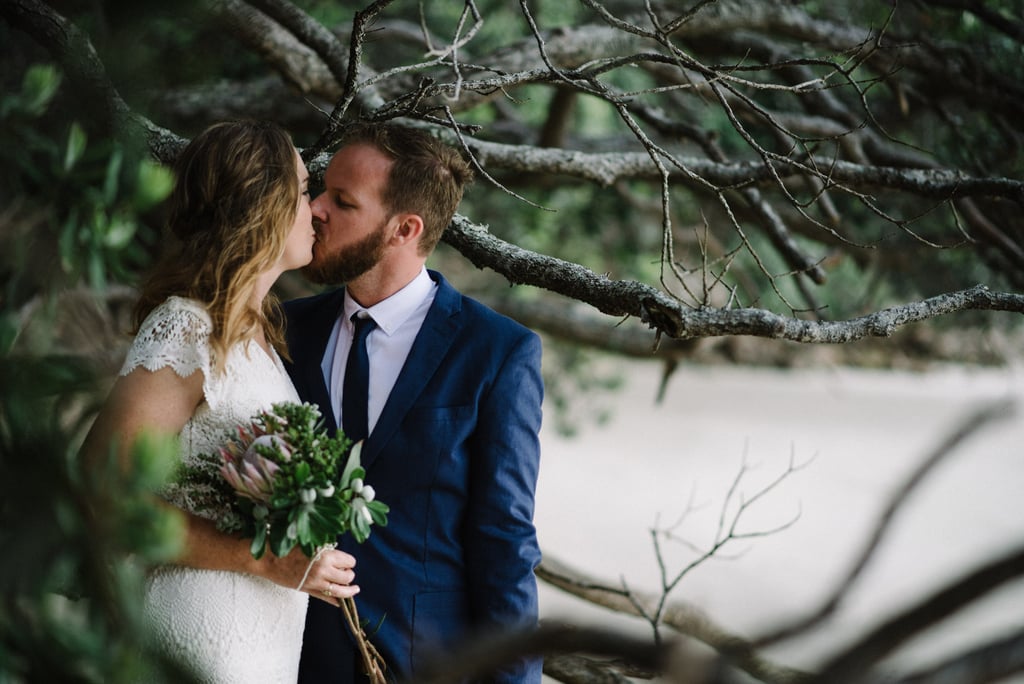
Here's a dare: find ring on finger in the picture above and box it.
[322,584,334,599]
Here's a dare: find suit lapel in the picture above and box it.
[361,272,461,470]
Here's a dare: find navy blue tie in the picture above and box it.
[342,313,376,443]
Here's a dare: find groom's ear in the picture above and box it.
[390,213,424,246]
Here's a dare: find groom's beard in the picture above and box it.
[302,220,389,285]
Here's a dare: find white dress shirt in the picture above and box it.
[321,267,436,436]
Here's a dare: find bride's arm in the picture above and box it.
[81,364,203,477]
[81,367,358,603]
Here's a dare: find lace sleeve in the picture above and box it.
[120,296,213,379]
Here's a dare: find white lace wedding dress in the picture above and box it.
[122,296,308,683]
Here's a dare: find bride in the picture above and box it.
[81,120,357,683]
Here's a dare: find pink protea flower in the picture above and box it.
[247,433,291,461]
[219,434,288,503]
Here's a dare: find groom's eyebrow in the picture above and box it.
[324,177,345,194]
[334,187,362,203]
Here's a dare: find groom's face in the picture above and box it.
[303,143,395,285]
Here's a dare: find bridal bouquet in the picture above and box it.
[185,401,389,684]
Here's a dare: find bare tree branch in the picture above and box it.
[0,0,185,162]
[204,0,335,97]
[453,137,1024,203]
[411,621,672,684]
[1,0,128,130]
[306,0,396,158]
[814,543,1024,684]
[243,0,352,90]
[541,653,638,684]
[444,215,1024,342]
[916,0,1024,43]
[536,555,809,684]
[894,626,1024,684]
[480,296,699,360]
[148,76,324,132]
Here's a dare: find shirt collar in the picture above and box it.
[343,267,434,336]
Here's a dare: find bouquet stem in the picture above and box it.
[340,597,387,684]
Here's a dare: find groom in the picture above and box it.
[284,123,543,683]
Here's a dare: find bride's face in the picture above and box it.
[278,150,316,272]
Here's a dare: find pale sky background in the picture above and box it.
[534,359,1024,681]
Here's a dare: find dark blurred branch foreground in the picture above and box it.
[3,0,1024,682]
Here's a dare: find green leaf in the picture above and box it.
[59,208,78,271]
[0,314,17,355]
[102,146,123,205]
[133,159,174,209]
[307,510,330,543]
[135,506,186,563]
[367,501,389,527]
[250,525,267,559]
[311,498,340,526]
[103,212,136,249]
[352,514,370,544]
[270,493,295,508]
[129,431,179,488]
[63,122,87,173]
[294,461,311,484]
[21,64,61,116]
[295,509,311,542]
[268,517,297,558]
[340,442,363,485]
[88,249,106,290]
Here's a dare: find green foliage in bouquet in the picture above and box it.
[191,402,389,560]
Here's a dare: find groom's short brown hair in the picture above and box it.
[338,123,473,256]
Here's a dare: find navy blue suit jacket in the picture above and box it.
[285,271,543,683]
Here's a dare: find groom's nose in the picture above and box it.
[310,192,329,224]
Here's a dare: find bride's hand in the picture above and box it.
[258,547,359,604]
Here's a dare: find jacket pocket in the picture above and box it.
[393,405,473,463]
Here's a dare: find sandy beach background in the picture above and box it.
[533,359,1024,680]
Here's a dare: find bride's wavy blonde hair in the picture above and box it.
[133,120,299,372]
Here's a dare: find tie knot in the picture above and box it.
[351,312,377,338]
